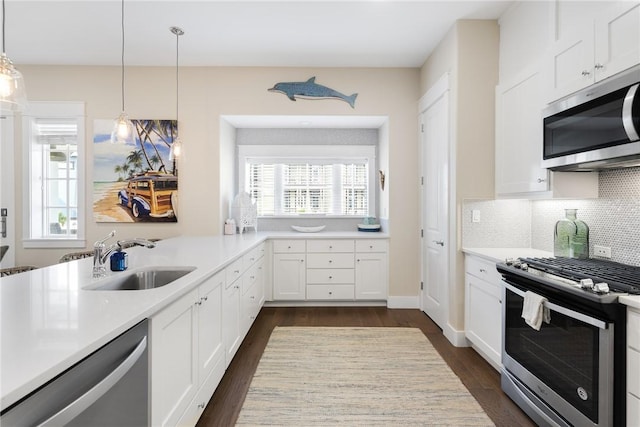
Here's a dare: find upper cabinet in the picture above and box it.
[547,1,640,102]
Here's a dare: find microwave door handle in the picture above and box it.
[36,336,147,427]
[622,83,639,141]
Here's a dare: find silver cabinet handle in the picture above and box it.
[433,240,444,246]
[536,178,547,183]
[37,336,147,427]
[581,70,591,76]
[594,63,604,70]
[479,268,486,273]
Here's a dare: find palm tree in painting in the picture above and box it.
[149,155,161,171]
[132,120,175,174]
[126,150,144,175]
[114,164,123,181]
[121,162,131,179]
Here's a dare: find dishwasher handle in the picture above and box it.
[37,336,147,427]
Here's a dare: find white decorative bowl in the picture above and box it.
[291,225,326,233]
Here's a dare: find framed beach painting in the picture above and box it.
[93,119,179,223]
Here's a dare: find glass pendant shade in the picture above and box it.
[111,111,133,143]
[170,136,182,160]
[0,52,27,111]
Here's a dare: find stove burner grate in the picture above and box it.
[519,257,640,295]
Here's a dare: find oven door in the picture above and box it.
[502,281,614,427]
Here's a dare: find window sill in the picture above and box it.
[23,239,87,249]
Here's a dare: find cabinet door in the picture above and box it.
[355,253,387,300]
[495,66,549,195]
[273,253,306,300]
[223,280,241,367]
[547,21,594,101]
[151,289,199,427]
[594,1,640,81]
[198,272,224,382]
[465,273,502,370]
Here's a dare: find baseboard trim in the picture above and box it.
[386,295,420,309]
[264,301,387,308]
[443,324,469,347]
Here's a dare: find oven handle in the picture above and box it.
[503,281,608,330]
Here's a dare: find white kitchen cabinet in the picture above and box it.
[547,0,640,102]
[273,240,306,300]
[355,240,388,300]
[240,257,265,336]
[223,273,242,367]
[495,62,598,198]
[628,307,640,426]
[306,239,355,301]
[464,254,502,370]
[151,271,225,427]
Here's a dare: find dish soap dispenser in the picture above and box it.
[110,249,128,271]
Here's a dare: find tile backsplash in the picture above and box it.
[463,167,640,266]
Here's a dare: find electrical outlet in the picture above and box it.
[472,210,481,223]
[593,245,611,259]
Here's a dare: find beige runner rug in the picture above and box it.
[236,327,494,426]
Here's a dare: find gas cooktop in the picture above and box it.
[506,257,640,296]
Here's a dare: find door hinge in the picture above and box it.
[420,229,424,238]
[420,281,424,290]
[421,124,424,133]
[421,176,424,185]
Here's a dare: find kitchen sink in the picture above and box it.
[86,266,196,291]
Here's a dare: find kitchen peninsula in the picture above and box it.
[0,231,388,425]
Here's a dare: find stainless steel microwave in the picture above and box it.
[542,65,640,171]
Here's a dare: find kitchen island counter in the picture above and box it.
[1,231,388,411]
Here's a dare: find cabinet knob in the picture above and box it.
[234,270,240,274]
[357,259,360,262]
[329,291,333,295]
[479,268,486,273]
[288,246,291,249]
[329,260,333,263]
[329,276,333,279]
[250,275,255,280]
[369,245,373,249]
[195,301,202,306]
[250,295,255,299]
[202,296,208,302]
[198,403,206,409]
[581,70,591,77]
[433,240,444,246]
[537,178,547,183]
[235,285,240,289]
[300,259,304,263]
[329,246,333,249]
[594,63,604,70]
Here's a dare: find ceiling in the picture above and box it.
[4,0,512,68]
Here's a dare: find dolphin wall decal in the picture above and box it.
[268,77,358,108]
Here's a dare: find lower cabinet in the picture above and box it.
[272,238,388,302]
[223,275,242,367]
[464,254,502,370]
[628,307,640,426]
[151,271,225,427]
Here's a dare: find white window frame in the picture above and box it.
[238,145,376,218]
[23,101,86,248]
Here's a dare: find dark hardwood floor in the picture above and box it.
[196,306,536,427]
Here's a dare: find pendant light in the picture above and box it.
[169,26,183,169]
[0,0,27,111]
[111,0,133,143]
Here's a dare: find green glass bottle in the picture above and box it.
[554,209,577,257]
[554,209,589,259]
[571,210,589,259]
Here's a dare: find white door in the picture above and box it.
[420,76,450,331]
[0,113,16,268]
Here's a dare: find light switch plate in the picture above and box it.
[471,209,481,223]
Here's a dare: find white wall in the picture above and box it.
[14,65,421,298]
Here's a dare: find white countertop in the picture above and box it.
[463,247,640,309]
[462,247,554,263]
[0,231,388,410]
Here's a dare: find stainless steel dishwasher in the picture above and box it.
[1,319,149,426]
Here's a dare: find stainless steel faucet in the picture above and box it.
[92,230,156,278]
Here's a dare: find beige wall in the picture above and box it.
[14,65,421,298]
[419,20,498,331]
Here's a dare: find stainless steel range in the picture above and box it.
[497,257,640,427]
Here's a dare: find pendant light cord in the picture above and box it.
[2,0,7,53]
[175,29,179,123]
[120,0,125,112]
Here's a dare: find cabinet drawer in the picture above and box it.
[225,258,243,287]
[465,272,501,300]
[307,239,354,253]
[306,268,354,284]
[273,240,305,253]
[307,253,354,269]
[465,256,502,285]
[307,284,355,300]
[242,263,260,295]
[629,309,640,350]
[242,244,264,270]
[355,239,388,253]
